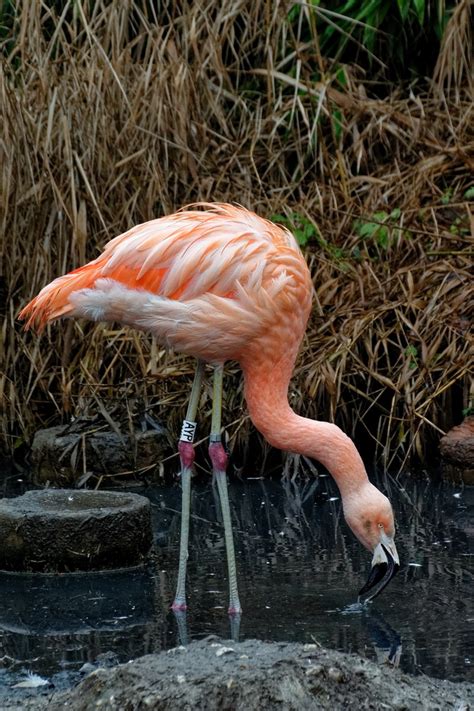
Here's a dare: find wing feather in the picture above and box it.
[19,203,312,362]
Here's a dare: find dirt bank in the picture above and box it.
[3,638,473,710]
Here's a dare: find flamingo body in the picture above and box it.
[20,203,399,602]
[21,203,312,365]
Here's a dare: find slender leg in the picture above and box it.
[171,359,205,612]
[209,364,242,616]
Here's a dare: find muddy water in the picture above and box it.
[0,471,472,690]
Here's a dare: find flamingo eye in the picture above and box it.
[378,523,384,528]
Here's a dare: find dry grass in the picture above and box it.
[1,1,473,472]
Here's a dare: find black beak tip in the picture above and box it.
[358,562,388,599]
[358,550,400,603]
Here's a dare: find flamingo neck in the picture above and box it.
[241,356,369,497]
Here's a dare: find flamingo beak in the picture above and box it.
[358,533,400,603]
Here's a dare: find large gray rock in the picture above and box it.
[0,489,153,572]
[30,422,168,485]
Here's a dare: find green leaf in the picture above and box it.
[355,220,378,238]
[335,66,348,87]
[287,4,301,23]
[390,207,401,219]
[271,213,288,225]
[412,0,425,25]
[304,222,316,239]
[463,186,474,200]
[13,436,26,450]
[376,226,389,249]
[295,229,308,246]
[441,188,453,205]
[405,344,418,370]
[397,0,410,20]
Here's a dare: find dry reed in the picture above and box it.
[1,1,472,473]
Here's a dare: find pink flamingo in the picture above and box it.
[19,203,399,614]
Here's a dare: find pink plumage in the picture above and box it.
[20,203,312,364]
[20,202,399,606]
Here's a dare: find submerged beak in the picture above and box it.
[358,533,400,603]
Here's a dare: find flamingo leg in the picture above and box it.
[171,359,205,612]
[209,364,242,616]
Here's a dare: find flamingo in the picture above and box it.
[19,203,399,615]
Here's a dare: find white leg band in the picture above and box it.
[180,420,197,443]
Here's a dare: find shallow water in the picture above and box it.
[0,470,472,692]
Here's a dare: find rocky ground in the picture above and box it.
[2,638,473,710]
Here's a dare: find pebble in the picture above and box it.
[327,667,344,682]
[305,665,324,677]
[167,646,186,655]
[216,647,235,657]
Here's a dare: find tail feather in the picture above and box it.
[18,262,101,332]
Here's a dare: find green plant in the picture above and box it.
[449,216,469,236]
[353,209,402,250]
[287,0,459,83]
[441,187,454,204]
[271,212,320,247]
[405,345,418,370]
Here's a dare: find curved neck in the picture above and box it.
[241,357,369,498]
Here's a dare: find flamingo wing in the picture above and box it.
[19,204,311,362]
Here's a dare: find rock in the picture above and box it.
[2,638,471,710]
[0,489,153,572]
[30,422,168,486]
[327,666,344,682]
[439,417,474,485]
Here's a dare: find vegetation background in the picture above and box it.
[1,1,472,476]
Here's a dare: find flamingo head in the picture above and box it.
[343,482,400,602]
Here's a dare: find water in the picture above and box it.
[0,471,472,692]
